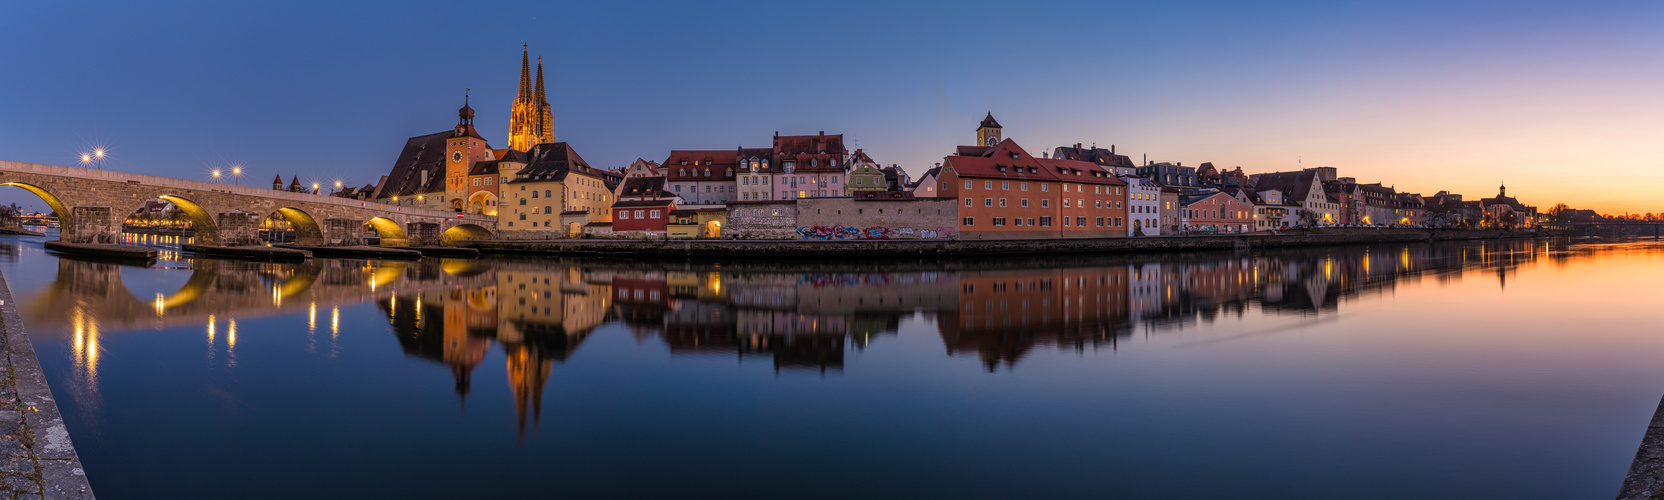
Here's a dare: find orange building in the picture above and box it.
[937,130,1129,239]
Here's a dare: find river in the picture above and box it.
[2,233,1661,499]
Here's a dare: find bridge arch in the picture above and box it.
[268,207,324,246]
[365,217,408,247]
[468,192,497,216]
[155,195,221,245]
[439,224,492,246]
[0,182,72,236]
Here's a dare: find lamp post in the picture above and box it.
[93,150,104,170]
[312,182,319,195]
[231,166,242,186]
[334,181,342,195]
[211,169,222,183]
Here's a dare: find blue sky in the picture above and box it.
[2,0,1660,213]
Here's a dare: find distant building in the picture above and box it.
[1137,162,1199,188]
[846,149,886,195]
[1052,143,1137,176]
[1249,168,1342,225]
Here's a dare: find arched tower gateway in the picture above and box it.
[976,112,1003,147]
[447,91,489,210]
[508,45,555,152]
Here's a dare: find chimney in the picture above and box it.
[1043,152,1049,159]
[1111,144,1116,154]
[819,131,824,136]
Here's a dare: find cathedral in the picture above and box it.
[508,44,554,152]
[375,45,557,212]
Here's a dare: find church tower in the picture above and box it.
[447,91,489,210]
[535,57,554,145]
[508,45,554,152]
[976,112,1003,148]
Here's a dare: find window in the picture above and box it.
[984,181,993,190]
[965,180,973,189]
[1021,182,1028,191]
[993,217,1006,226]
[619,211,630,219]
[984,198,992,207]
[531,191,539,199]
[1063,217,1070,227]
[1027,218,1036,226]
[1096,217,1104,226]
[518,213,526,220]
[1041,199,1049,208]
[543,206,551,214]
[963,217,974,226]
[1015,218,1024,226]
[519,198,527,205]
[1021,199,1029,208]
[650,210,661,218]
[635,210,645,218]
[1041,184,1049,192]
[1095,201,1102,208]
[1077,217,1086,227]
[1040,216,1052,227]
[1064,199,1071,208]
[999,198,1006,207]
[964,198,972,207]
[1002,181,1009,190]
[544,190,551,198]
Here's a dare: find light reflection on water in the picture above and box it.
[0,234,1660,499]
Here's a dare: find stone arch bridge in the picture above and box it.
[0,161,496,246]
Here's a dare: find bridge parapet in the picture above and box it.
[0,161,497,246]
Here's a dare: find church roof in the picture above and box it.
[377,131,452,199]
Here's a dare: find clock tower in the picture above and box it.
[976,112,1003,148]
[445,91,489,211]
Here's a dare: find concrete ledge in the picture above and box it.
[42,242,157,261]
[0,270,95,499]
[180,244,311,262]
[277,245,423,260]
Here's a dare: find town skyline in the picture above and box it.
[2,1,1659,214]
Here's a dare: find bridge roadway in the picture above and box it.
[21,255,498,332]
[0,160,496,247]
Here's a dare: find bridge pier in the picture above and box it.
[216,211,261,246]
[67,207,118,244]
[407,222,441,247]
[323,218,363,246]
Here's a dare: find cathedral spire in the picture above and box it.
[534,56,546,106]
[517,43,531,103]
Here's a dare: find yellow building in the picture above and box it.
[666,208,727,239]
[502,142,615,235]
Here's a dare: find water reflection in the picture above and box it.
[26,237,1627,437]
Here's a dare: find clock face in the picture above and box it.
[451,151,464,163]
[986,136,998,147]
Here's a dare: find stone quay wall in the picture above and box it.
[470,229,1537,259]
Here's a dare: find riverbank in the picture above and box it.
[0,272,95,499]
[469,228,1536,258]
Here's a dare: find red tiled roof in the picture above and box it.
[663,150,738,181]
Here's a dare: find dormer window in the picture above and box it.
[681,160,687,166]
[1010,152,1019,159]
[810,159,818,168]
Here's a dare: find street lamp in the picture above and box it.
[93,149,104,170]
[231,166,242,186]
[211,169,222,182]
[334,181,342,194]
[312,182,319,195]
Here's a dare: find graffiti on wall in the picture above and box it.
[796,225,956,240]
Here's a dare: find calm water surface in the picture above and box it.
[2,234,1662,499]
